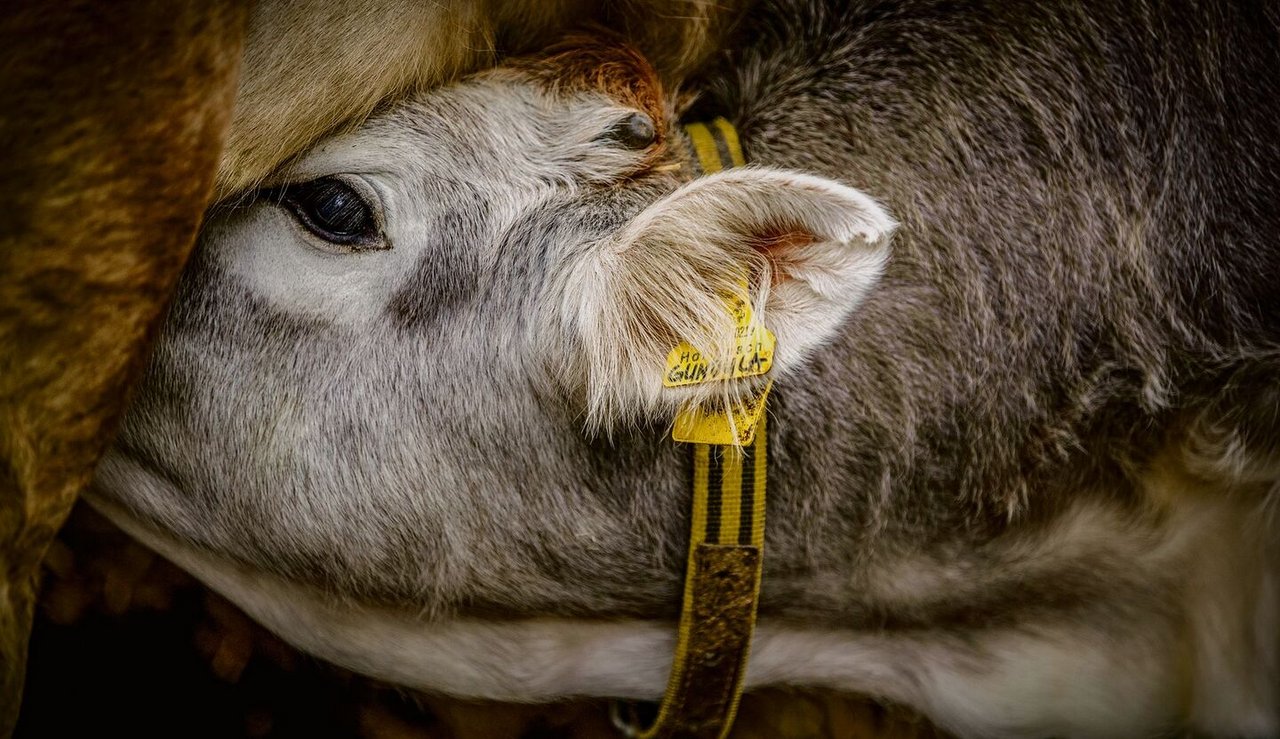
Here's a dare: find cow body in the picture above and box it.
[90,2,1280,737]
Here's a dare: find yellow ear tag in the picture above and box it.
[663,295,775,388]
[665,290,775,446]
[672,380,772,446]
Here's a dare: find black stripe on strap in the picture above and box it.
[708,124,735,172]
[738,440,756,546]
[705,447,723,545]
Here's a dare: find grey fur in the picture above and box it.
[91,2,1280,735]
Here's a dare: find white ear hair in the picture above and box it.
[563,167,895,430]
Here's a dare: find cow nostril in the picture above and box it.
[604,112,657,150]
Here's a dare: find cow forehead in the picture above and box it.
[287,76,641,200]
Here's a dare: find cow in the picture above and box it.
[86,0,1279,737]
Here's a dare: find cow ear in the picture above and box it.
[562,168,895,428]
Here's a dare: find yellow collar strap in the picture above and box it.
[684,117,746,173]
[614,118,767,739]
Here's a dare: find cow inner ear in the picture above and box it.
[750,230,817,284]
[561,167,895,430]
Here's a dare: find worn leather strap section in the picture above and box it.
[633,413,767,739]
[641,544,762,739]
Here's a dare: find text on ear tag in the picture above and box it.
[663,295,775,388]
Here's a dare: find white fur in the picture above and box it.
[87,481,1278,739]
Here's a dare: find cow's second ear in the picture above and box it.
[563,167,895,428]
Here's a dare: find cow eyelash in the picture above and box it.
[269,176,388,252]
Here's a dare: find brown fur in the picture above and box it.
[515,33,669,126]
[0,1,248,731]
[504,32,674,170]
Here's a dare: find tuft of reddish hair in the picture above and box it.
[511,30,669,146]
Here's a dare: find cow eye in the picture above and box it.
[603,112,657,150]
[277,177,384,250]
